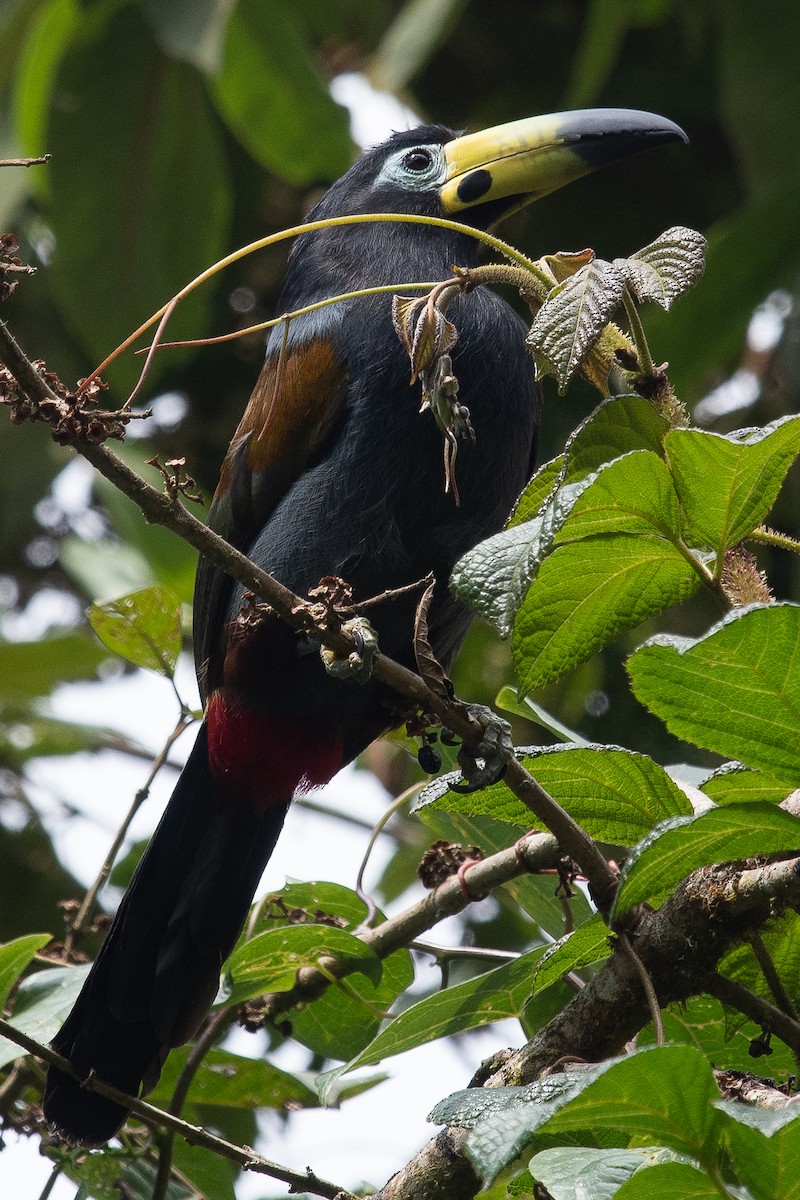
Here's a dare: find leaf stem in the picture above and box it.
[355,782,424,928]
[64,713,195,951]
[80,213,542,389]
[622,289,655,377]
[147,280,444,351]
[748,524,800,555]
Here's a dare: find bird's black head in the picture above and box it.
[310,110,688,231]
[284,110,687,301]
[313,124,463,222]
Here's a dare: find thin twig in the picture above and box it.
[617,931,663,1044]
[124,295,178,409]
[0,317,617,910]
[152,1008,236,1200]
[0,1017,355,1200]
[355,782,424,927]
[0,154,51,168]
[76,213,542,390]
[749,933,798,1019]
[35,1164,62,1200]
[65,714,195,950]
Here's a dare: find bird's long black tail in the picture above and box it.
[43,724,290,1145]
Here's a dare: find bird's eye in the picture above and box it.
[403,148,434,173]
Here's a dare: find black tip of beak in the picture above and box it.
[567,108,688,169]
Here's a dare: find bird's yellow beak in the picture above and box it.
[440,109,687,214]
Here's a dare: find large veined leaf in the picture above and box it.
[664,417,800,557]
[87,585,183,677]
[628,603,800,783]
[415,744,691,845]
[318,946,545,1105]
[612,802,800,918]
[513,533,701,691]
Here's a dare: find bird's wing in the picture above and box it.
[194,332,350,691]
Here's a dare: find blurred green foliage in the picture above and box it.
[0,7,798,1190]
[0,0,797,918]
[0,0,797,936]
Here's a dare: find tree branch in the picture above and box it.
[242,831,560,1022]
[0,316,616,908]
[371,853,800,1200]
[0,1017,356,1200]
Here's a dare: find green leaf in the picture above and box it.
[150,1047,318,1111]
[540,1046,719,1157]
[451,478,591,636]
[563,394,670,482]
[613,1162,720,1199]
[554,451,682,542]
[0,933,51,1011]
[627,603,800,783]
[717,1101,800,1200]
[244,881,413,1061]
[513,535,701,691]
[528,1146,677,1200]
[289,944,412,1062]
[612,802,800,919]
[615,226,707,311]
[415,745,691,845]
[223,924,382,1007]
[719,911,800,1019]
[450,518,549,637]
[495,688,589,744]
[717,1101,800,1136]
[0,632,110,697]
[507,455,564,528]
[640,994,797,1079]
[664,417,800,555]
[701,763,793,805]
[247,879,370,935]
[528,258,626,392]
[171,1141,235,1200]
[211,0,351,185]
[47,5,232,392]
[318,947,545,1103]
[432,1067,607,1185]
[0,963,89,1069]
[460,437,676,641]
[532,914,610,995]
[87,585,182,677]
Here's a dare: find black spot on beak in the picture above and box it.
[456,168,493,205]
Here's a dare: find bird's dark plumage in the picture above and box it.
[43,110,685,1144]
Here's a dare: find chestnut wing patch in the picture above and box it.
[194,337,349,691]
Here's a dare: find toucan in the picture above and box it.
[43,109,685,1144]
